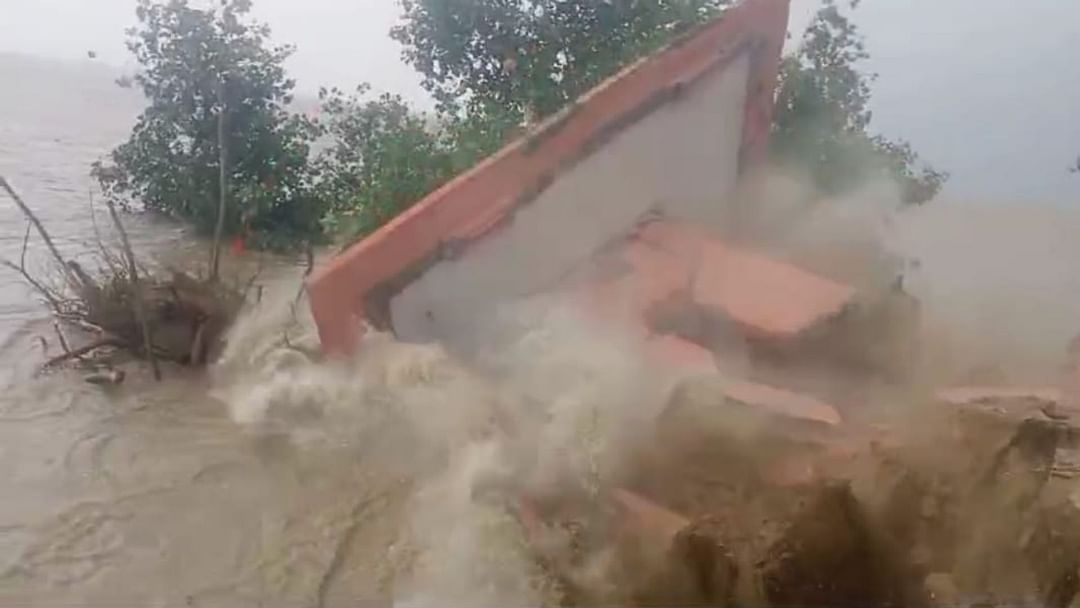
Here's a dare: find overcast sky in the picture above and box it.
[0,0,429,102]
[2,0,1079,204]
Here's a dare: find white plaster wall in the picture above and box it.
[390,53,751,347]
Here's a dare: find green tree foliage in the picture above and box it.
[326,0,729,243]
[771,0,947,204]
[316,86,457,239]
[394,0,947,208]
[93,0,323,248]
[100,0,952,249]
[315,87,525,242]
[392,0,729,123]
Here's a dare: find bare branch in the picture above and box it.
[66,318,107,335]
[104,197,162,381]
[295,242,315,306]
[87,190,122,275]
[53,322,72,355]
[241,251,265,302]
[0,175,79,289]
[283,242,316,348]
[19,221,31,269]
[1,259,63,311]
[209,91,229,282]
[41,336,123,370]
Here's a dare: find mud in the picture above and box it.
[495,367,1080,608]
[7,51,1080,607]
[1,292,1078,607]
[3,263,1080,607]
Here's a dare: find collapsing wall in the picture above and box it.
[306,0,790,354]
[390,55,749,347]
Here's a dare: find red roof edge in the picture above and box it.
[308,0,791,355]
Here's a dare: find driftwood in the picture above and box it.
[53,322,72,355]
[1,175,246,375]
[104,196,161,381]
[42,336,123,369]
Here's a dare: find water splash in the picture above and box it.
[209,293,670,605]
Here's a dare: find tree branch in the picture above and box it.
[53,322,72,355]
[104,198,162,381]
[283,241,316,347]
[294,241,315,307]
[19,221,31,269]
[0,175,79,290]
[87,189,122,275]
[41,336,123,369]
[241,251,265,302]
[209,86,229,282]
[0,259,63,312]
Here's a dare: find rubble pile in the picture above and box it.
[498,377,1080,607]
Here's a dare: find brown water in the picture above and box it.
[0,56,633,606]
[0,361,406,606]
[0,54,416,606]
[5,53,1080,608]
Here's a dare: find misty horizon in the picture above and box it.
[2,0,1078,205]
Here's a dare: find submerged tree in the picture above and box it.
[365,0,733,243]
[392,0,728,123]
[316,85,456,240]
[93,0,323,250]
[771,0,947,204]
[393,0,946,206]
[314,86,526,242]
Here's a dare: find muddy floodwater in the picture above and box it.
[0,355,409,606]
[0,56,408,606]
[5,54,1080,608]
